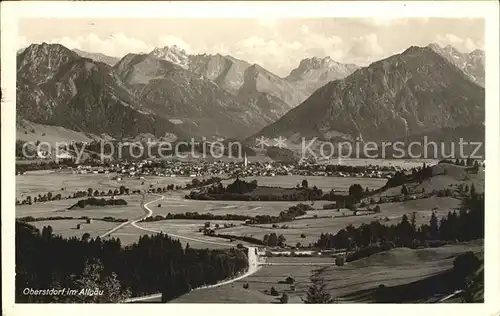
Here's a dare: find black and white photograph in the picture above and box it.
[1,1,499,313]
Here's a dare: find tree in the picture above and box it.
[263,234,270,245]
[270,286,279,296]
[401,185,409,196]
[335,255,345,266]
[41,225,53,241]
[453,252,481,282]
[470,183,477,199]
[348,184,364,202]
[430,212,439,239]
[280,293,289,303]
[73,259,131,303]
[466,157,473,167]
[278,234,287,247]
[266,233,279,247]
[410,212,417,236]
[305,276,334,303]
[82,233,91,242]
[301,179,309,189]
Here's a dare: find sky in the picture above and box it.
[19,18,484,77]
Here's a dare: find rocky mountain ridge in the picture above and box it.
[254,46,485,145]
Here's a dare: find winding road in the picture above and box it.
[109,193,261,303]
[102,192,339,302]
[130,194,234,247]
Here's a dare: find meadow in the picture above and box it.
[150,195,330,217]
[171,240,483,303]
[216,196,461,246]
[137,220,240,249]
[318,158,441,169]
[171,260,328,303]
[221,175,387,192]
[16,171,195,200]
[16,194,145,219]
[319,240,484,302]
[30,219,119,240]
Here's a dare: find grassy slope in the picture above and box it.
[318,240,484,303]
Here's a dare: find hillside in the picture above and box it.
[17,43,186,140]
[73,49,120,66]
[428,43,484,87]
[317,241,483,303]
[113,53,279,138]
[286,56,359,96]
[189,53,251,95]
[254,46,485,144]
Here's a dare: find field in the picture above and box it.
[319,240,484,302]
[29,217,157,246]
[17,119,98,145]
[16,194,145,220]
[373,164,485,199]
[138,219,244,249]
[172,260,328,303]
[222,176,387,192]
[216,196,461,246]
[152,194,330,217]
[172,240,483,303]
[16,171,195,200]
[17,169,465,250]
[319,158,441,169]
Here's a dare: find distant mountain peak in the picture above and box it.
[149,45,190,69]
[427,42,484,87]
[255,44,485,144]
[284,56,359,96]
[73,48,120,66]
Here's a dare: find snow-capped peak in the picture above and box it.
[149,45,190,69]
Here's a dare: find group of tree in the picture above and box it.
[15,159,77,173]
[249,203,312,225]
[225,178,258,194]
[263,233,287,247]
[140,212,251,223]
[384,164,434,189]
[213,233,264,245]
[440,158,481,169]
[304,271,336,303]
[17,215,127,223]
[148,184,181,193]
[69,198,128,209]
[323,164,396,174]
[185,177,222,190]
[315,192,484,251]
[18,186,134,206]
[16,222,249,302]
[17,191,63,205]
[188,178,325,202]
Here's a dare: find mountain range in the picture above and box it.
[254,45,484,144]
[17,43,359,139]
[17,42,484,150]
[427,43,485,87]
